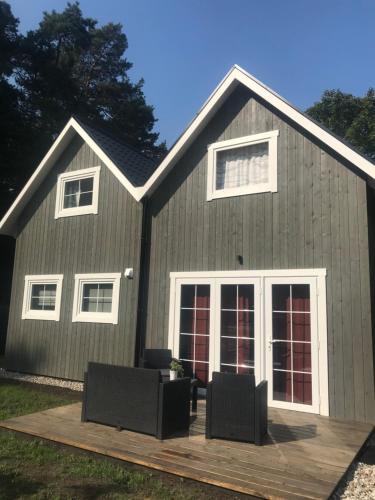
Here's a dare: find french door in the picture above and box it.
[264,277,319,413]
[169,271,328,415]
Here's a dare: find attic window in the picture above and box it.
[207,131,279,201]
[55,166,100,219]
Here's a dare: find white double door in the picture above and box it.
[169,271,328,414]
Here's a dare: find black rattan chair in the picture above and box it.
[206,372,268,445]
[81,362,190,440]
[140,348,172,379]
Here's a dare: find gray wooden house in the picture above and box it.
[1,65,375,423]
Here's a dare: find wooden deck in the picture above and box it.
[0,402,372,499]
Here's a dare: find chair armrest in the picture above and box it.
[254,380,268,445]
[157,378,191,439]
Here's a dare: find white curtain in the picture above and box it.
[216,142,269,190]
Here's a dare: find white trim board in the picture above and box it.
[140,65,375,198]
[0,118,143,236]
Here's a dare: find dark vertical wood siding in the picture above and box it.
[144,85,375,423]
[5,135,143,380]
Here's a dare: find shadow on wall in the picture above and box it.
[4,340,47,376]
[0,235,15,355]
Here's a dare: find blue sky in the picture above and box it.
[9,0,375,146]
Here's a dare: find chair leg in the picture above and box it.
[192,384,198,412]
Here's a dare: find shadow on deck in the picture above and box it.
[0,401,372,500]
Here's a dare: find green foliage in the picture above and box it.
[170,358,184,376]
[0,379,74,420]
[306,88,375,159]
[0,1,166,217]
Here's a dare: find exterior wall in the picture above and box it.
[5,135,143,380]
[143,85,375,423]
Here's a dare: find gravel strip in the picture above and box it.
[0,368,83,391]
[333,433,375,499]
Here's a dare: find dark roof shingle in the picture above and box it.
[75,118,159,187]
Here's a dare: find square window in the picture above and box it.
[22,275,63,321]
[55,167,100,218]
[72,273,121,324]
[207,131,278,201]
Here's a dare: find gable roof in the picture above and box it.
[2,64,375,236]
[138,65,375,199]
[0,117,156,236]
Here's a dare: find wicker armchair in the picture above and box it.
[206,372,268,445]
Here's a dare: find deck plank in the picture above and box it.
[0,402,372,500]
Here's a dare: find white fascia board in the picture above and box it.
[140,65,375,199]
[0,117,142,236]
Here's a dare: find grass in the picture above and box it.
[0,379,240,499]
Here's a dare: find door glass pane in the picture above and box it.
[196,285,210,308]
[292,285,310,312]
[180,309,194,334]
[238,310,253,337]
[293,373,312,405]
[272,313,291,340]
[272,285,291,311]
[221,338,237,365]
[273,371,292,402]
[293,342,311,372]
[238,285,254,310]
[221,285,237,309]
[179,284,210,386]
[271,283,312,406]
[220,284,255,374]
[221,310,236,336]
[292,313,311,342]
[273,341,291,370]
[179,334,194,360]
[195,309,209,335]
[181,285,195,308]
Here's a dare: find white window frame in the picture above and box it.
[168,269,329,416]
[22,274,63,321]
[72,273,121,324]
[55,166,101,219]
[206,130,279,201]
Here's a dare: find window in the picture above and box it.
[55,166,100,218]
[206,130,278,201]
[22,275,63,321]
[72,273,121,324]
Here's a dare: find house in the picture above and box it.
[1,65,375,423]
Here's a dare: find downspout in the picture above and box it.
[134,197,149,367]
